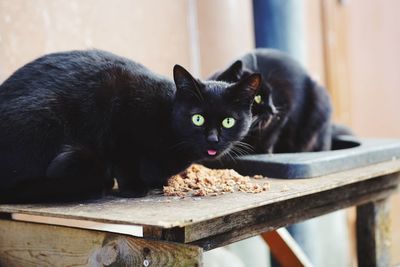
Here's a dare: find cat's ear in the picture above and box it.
[230,73,262,103]
[215,60,243,82]
[173,65,202,100]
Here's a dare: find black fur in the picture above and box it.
[0,49,260,203]
[210,49,333,153]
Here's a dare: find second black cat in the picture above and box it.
[210,49,332,154]
[0,49,261,203]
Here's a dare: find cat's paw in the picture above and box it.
[113,188,149,198]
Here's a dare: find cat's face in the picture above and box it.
[171,65,261,160]
[211,60,278,133]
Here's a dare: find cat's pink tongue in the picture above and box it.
[207,149,217,156]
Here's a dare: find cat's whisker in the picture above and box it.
[231,149,245,158]
[235,147,250,157]
[220,146,238,163]
[236,140,254,150]
[235,148,251,157]
[222,151,236,163]
[228,150,239,162]
[233,141,254,154]
[235,144,252,152]
[230,145,250,158]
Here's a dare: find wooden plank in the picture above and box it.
[11,213,144,237]
[261,228,313,267]
[0,219,203,267]
[0,159,399,233]
[356,198,392,267]
[188,173,399,250]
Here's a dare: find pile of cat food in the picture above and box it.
[163,164,269,197]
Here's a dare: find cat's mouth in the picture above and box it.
[207,149,218,157]
[206,149,219,158]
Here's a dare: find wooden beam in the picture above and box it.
[188,173,399,250]
[0,219,203,267]
[356,198,392,267]
[261,228,313,267]
[1,160,400,234]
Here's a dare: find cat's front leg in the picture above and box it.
[114,159,149,198]
[116,156,173,198]
[139,157,170,189]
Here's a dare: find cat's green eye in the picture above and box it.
[222,117,236,129]
[254,94,262,104]
[192,114,205,126]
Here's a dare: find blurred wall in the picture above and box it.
[305,1,400,265]
[344,2,400,265]
[346,0,400,138]
[0,0,254,81]
[197,0,254,78]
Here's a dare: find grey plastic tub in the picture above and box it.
[206,136,400,179]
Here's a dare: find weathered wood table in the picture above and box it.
[0,159,399,267]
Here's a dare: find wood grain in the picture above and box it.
[357,198,391,267]
[0,219,202,267]
[0,162,398,265]
[1,159,399,233]
[188,173,399,250]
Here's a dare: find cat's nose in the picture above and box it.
[207,129,219,143]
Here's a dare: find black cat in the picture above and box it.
[210,48,332,154]
[0,49,261,203]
